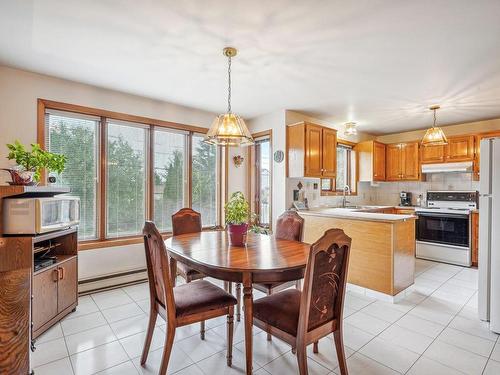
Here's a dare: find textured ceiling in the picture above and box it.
[1,0,500,134]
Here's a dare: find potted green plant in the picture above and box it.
[225,191,250,246]
[2,141,66,185]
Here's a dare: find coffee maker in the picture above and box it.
[400,191,412,206]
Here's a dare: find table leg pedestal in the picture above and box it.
[242,273,253,375]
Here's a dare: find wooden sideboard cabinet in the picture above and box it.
[32,228,78,339]
[287,121,337,178]
[386,142,420,181]
[0,185,77,374]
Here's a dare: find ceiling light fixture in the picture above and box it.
[344,122,358,136]
[204,47,253,147]
[421,105,448,146]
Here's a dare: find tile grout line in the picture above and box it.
[404,275,481,375]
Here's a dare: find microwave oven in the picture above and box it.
[3,196,80,235]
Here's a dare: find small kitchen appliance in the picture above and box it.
[400,191,412,206]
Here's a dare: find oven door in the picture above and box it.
[416,212,470,248]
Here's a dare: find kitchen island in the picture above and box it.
[299,206,416,300]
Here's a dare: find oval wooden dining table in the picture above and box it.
[165,230,310,375]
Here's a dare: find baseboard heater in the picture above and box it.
[78,268,148,295]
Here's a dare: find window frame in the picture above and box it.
[321,139,358,196]
[248,130,273,230]
[38,99,222,250]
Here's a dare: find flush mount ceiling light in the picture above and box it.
[204,47,254,147]
[344,122,358,136]
[421,105,448,146]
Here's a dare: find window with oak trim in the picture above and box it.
[42,102,221,245]
[321,143,357,195]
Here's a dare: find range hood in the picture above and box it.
[421,161,473,174]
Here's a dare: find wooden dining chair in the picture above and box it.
[142,221,236,375]
[252,228,352,375]
[171,208,207,338]
[252,210,304,339]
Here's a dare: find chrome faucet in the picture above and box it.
[341,185,351,208]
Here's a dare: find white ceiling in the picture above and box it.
[1,0,500,134]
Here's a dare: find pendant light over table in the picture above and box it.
[204,47,254,147]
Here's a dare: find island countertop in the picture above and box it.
[298,206,416,223]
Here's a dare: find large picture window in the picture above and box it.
[42,100,221,246]
[192,134,218,227]
[106,121,148,238]
[45,110,99,240]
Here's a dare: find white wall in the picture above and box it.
[0,65,217,282]
[247,110,286,227]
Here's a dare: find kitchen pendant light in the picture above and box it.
[421,105,448,146]
[344,122,357,136]
[204,47,254,147]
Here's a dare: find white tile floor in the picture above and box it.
[33,259,500,375]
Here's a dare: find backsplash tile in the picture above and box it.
[286,173,479,209]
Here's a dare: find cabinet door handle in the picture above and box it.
[60,267,65,280]
[52,269,59,282]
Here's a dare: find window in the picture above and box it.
[106,121,148,238]
[153,129,188,231]
[192,134,218,227]
[41,100,221,246]
[321,143,357,195]
[45,110,99,240]
[255,138,271,227]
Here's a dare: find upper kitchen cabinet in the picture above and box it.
[421,143,445,163]
[446,135,475,162]
[287,122,337,178]
[386,142,420,181]
[355,140,386,181]
[421,135,475,164]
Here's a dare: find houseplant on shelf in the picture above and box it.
[2,140,66,185]
[225,191,250,246]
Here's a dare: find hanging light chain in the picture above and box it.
[227,54,232,113]
[433,108,437,128]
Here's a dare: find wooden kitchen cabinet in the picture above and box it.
[287,121,337,178]
[446,135,475,162]
[386,144,402,181]
[421,135,475,164]
[472,211,479,267]
[386,142,420,181]
[421,143,445,163]
[355,140,386,181]
[322,127,337,177]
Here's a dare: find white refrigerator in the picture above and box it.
[479,137,500,333]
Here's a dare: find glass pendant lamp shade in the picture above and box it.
[205,113,254,146]
[204,47,254,146]
[421,105,448,146]
[344,122,357,136]
[421,126,448,146]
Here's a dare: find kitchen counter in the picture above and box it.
[299,207,416,298]
[299,206,416,223]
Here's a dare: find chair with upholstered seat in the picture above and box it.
[251,210,304,339]
[141,221,236,375]
[252,228,352,375]
[171,208,207,338]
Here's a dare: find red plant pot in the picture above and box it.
[228,223,248,247]
[1,168,37,186]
